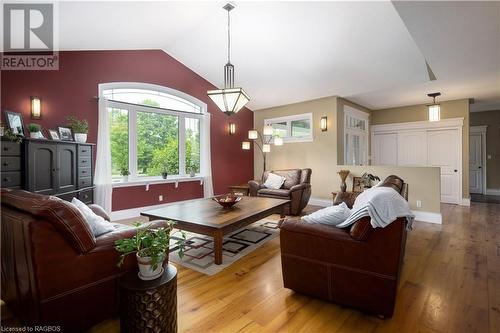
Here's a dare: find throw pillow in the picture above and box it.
[263,173,286,189]
[71,198,115,237]
[301,202,351,225]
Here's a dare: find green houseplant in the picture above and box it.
[27,123,43,139]
[120,168,130,182]
[66,116,89,143]
[361,173,380,188]
[115,221,186,280]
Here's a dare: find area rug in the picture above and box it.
[168,219,280,275]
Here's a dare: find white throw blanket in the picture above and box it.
[336,186,415,230]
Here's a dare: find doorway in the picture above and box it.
[469,126,487,195]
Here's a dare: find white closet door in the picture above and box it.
[427,129,460,204]
[397,131,427,166]
[372,133,397,165]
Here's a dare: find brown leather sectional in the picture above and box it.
[279,175,409,317]
[1,189,166,332]
[249,168,312,215]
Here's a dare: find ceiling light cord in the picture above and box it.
[227,8,231,64]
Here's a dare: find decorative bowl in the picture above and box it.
[212,194,242,208]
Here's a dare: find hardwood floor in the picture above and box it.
[2,203,499,332]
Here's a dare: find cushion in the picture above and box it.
[263,173,286,189]
[258,188,290,197]
[301,202,351,225]
[71,198,115,237]
[1,190,96,253]
[272,169,301,189]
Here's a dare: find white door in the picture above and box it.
[372,133,397,165]
[427,129,460,204]
[469,133,483,194]
[398,131,427,166]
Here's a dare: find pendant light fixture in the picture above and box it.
[427,92,441,122]
[207,3,250,116]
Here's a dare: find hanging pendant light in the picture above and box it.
[427,92,441,122]
[207,3,250,116]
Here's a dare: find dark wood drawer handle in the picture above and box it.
[3,147,9,151]
[81,160,87,163]
[3,177,11,182]
[81,170,87,174]
[3,162,8,166]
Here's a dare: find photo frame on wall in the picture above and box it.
[4,111,25,136]
[47,129,60,140]
[352,177,364,193]
[58,126,73,141]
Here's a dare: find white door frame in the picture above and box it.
[470,125,487,195]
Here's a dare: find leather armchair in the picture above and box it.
[249,168,312,215]
[1,189,167,332]
[279,175,409,317]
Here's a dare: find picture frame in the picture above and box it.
[58,126,73,141]
[352,176,364,193]
[47,129,60,140]
[5,111,25,137]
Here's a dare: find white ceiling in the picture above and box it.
[57,1,500,112]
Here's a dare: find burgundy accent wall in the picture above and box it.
[1,50,254,210]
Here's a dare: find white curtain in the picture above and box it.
[202,113,214,197]
[94,97,113,214]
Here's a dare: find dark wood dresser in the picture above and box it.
[1,138,95,204]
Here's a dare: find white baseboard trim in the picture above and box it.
[111,202,176,221]
[485,188,500,196]
[308,197,332,207]
[412,211,442,224]
[461,198,471,206]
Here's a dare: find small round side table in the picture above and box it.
[119,264,177,333]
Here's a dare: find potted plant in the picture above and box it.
[115,221,186,280]
[66,115,89,143]
[361,173,380,188]
[27,123,43,139]
[161,168,168,179]
[120,168,130,182]
[189,169,196,177]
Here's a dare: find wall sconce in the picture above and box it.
[242,141,251,150]
[229,123,236,135]
[427,92,441,122]
[248,130,258,139]
[31,96,42,119]
[320,116,328,131]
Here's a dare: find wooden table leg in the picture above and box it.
[214,230,223,265]
[280,205,286,219]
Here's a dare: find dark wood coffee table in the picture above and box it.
[141,196,289,265]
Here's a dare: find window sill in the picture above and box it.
[112,175,205,188]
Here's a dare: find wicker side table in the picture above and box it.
[119,264,177,333]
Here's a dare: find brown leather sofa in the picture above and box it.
[1,189,167,332]
[279,175,409,317]
[248,168,312,215]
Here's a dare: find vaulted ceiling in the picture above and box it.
[58,1,500,111]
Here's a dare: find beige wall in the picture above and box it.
[371,99,470,199]
[470,110,500,189]
[253,96,441,213]
[253,96,339,200]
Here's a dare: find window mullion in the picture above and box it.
[179,116,186,176]
[129,108,138,178]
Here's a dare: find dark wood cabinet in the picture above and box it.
[1,138,95,203]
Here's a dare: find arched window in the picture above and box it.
[99,83,208,181]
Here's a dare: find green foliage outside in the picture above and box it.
[109,99,200,177]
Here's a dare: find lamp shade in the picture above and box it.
[229,123,236,135]
[207,87,250,115]
[428,104,440,122]
[274,137,283,146]
[320,116,328,131]
[31,96,41,119]
[263,125,273,136]
[242,141,251,150]
[262,144,271,153]
[248,130,258,140]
